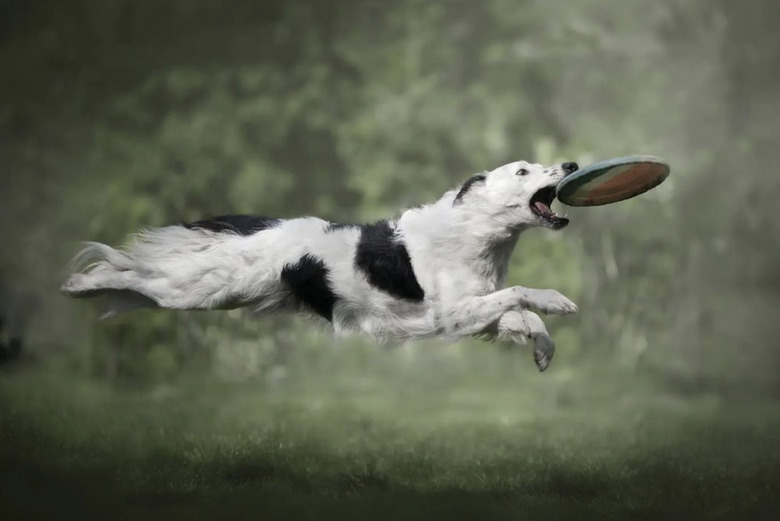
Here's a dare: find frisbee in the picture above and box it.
[556,155,670,207]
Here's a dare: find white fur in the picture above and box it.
[62,160,578,370]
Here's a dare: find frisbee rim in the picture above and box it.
[556,155,670,207]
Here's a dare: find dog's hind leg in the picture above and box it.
[62,269,145,298]
[496,310,555,372]
[62,269,161,317]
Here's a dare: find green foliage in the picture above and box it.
[0,0,777,386]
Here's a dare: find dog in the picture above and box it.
[62,160,580,371]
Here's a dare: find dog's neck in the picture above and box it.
[399,191,530,291]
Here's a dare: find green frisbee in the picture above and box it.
[556,155,670,207]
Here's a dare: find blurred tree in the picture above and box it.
[0,0,776,388]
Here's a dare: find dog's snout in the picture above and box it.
[561,162,579,175]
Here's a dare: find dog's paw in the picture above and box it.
[532,333,555,372]
[524,289,578,316]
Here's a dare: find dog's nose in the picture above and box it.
[561,162,579,175]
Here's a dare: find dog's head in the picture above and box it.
[454,160,578,230]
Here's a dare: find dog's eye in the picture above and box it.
[515,168,529,176]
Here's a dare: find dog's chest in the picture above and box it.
[425,234,518,298]
[440,251,513,298]
[473,258,510,293]
[472,236,518,292]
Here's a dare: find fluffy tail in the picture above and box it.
[61,226,271,318]
[60,242,156,318]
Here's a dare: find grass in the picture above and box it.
[1,348,779,520]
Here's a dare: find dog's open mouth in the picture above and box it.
[530,186,569,230]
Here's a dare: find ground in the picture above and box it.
[1,347,778,521]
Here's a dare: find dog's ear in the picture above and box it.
[454,173,487,205]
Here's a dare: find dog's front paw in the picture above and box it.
[532,333,555,372]
[524,289,578,315]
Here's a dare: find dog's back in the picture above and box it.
[61,215,434,338]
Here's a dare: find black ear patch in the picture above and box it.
[281,254,337,321]
[355,221,425,302]
[453,173,487,204]
[184,215,280,236]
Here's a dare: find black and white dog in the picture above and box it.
[62,160,579,371]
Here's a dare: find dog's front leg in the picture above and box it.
[512,286,578,316]
[497,310,556,372]
[441,286,575,339]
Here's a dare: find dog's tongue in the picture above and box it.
[534,201,552,215]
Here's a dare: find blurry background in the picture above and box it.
[1,1,779,519]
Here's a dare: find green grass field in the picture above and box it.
[1,348,779,521]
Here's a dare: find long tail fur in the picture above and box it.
[61,226,269,318]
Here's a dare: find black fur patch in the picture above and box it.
[281,254,337,321]
[453,173,487,204]
[355,221,425,302]
[184,215,280,236]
